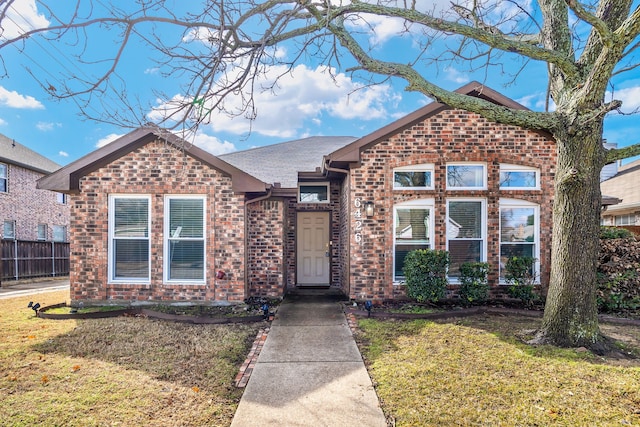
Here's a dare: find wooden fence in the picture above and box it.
[0,239,70,283]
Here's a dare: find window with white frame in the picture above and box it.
[615,214,636,226]
[499,164,539,189]
[53,226,67,242]
[109,195,150,282]
[393,200,434,280]
[56,192,68,204]
[446,199,486,278]
[0,163,7,193]
[165,196,205,282]
[446,163,487,190]
[298,183,329,203]
[499,199,539,282]
[3,220,15,239]
[37,224,47,241]
[393,165,434,190]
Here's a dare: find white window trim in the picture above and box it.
[446,198,487,283]
[163,195,207,284]
[3,220,16,239]
[298,182,330,204]
[393,164,435,190]
[499,198,540,285]
[393,198,435,283]
[108,194,151,284]
[0,163,7,193]
[446,163,487,190]
[499,164,540,190]
[37,224,47,241]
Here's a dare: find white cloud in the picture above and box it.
[607,85,640,112]
[192,132,237,155]
[516,92,555,112]
[96,133,124,148]
[444,68,470,84]
[1,0,50,39]
[58,151,68,157]
[36,121,62,131]
[0,118,6,126]
[149,63,400,138]
[0,86,44,109]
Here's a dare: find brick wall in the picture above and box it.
[70,140,246,305]
[347,109,556,302]
[247,199,285,297]
[0,163,70,240]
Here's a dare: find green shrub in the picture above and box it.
[459,262,490,306]
[600,226,633,240]
[403,249,449,303]
[504,256,537,305]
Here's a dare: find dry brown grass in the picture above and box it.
[0,290,262,427]
[357,315,640,426]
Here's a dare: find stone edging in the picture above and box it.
[37,303,267,324]
[235,327,269,388]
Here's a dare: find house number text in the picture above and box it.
[354,197,363,244]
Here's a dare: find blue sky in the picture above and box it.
[1,0,639,167]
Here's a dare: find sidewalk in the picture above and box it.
[231,294,387,427]
[0,278,69,299]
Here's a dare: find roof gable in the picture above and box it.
[326,81,530,165]
[37,125,268,194]
[0,133,61,174]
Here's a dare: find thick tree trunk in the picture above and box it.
[533,121,608,350]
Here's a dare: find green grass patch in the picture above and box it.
[356,316,640,426]
[0,291,262,426]
[387,303,438,315]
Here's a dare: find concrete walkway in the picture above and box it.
[0,278,69,299]
[231,293,387,427]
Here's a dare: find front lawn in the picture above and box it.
[0,290,262,427]
[356,315,640,426]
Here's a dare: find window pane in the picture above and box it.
[448,240,482,277]
[3,221,15,239]
[38,224,47,240]
[394,207,431,279]
[115,199,149,237]
[169,241,204,280]
[170,199,203,238]
[114,240,149,278]
[53,226,66,242]
[500,208,535,242]
[499,243,534,279]
[394,171,431,188]
[500,171,537,188]
[299,185,328,203]
[448,201,482,239]
[447,165,484,188]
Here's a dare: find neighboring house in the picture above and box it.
[0,134,70,242]
[601,158,640,226]
[39,82,557,305]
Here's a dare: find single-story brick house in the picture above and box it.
[38,82,556,305]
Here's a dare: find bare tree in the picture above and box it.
[4,0,640,349]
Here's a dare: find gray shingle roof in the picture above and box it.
[219,136,358,188]
[0,133,61,174]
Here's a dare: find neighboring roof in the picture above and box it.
[37,125,268,194]
[601,158,640,212]
[325,81,533,167]
[0,133,61,174]
[219,136,357,189]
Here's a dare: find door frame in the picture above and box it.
[296,210,331,286]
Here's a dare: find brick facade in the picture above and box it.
[70,140,246,305]
[345,109,556,302]
[0,163,69,241]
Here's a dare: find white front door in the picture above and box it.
[296,211,330,286]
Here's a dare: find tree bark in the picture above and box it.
[532,119,608,350]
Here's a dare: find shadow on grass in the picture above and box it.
[32,316,263,395]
